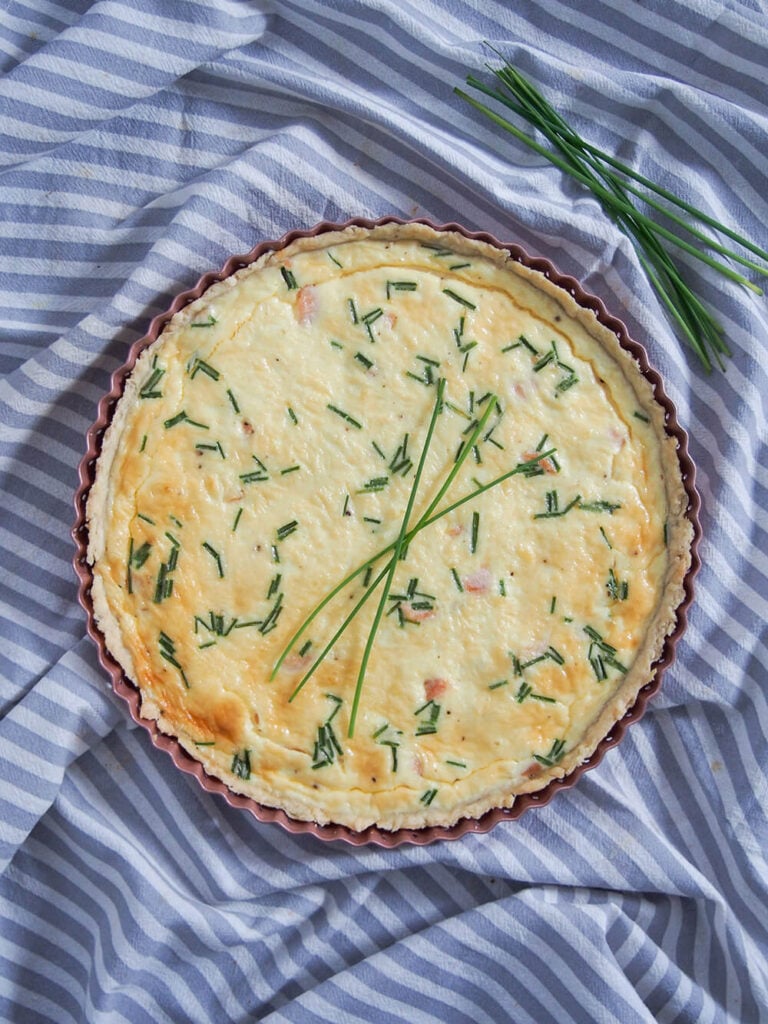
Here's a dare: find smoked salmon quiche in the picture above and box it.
[86,221,694,832]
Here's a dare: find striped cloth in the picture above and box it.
[1,1,766,1021]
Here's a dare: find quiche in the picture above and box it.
[86,222,693,832]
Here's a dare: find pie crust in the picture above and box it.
[86,222,694,832]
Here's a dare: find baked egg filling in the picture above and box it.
[88,224,690,830]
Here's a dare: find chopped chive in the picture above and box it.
[386,280,417,298]
[139,367,165,399]
[446,759,467,768]
[442,288,476,310]
[225,389,240,414]
[327,404,363,429]
[420,242,453,256]
[231,749,251,779]
[126,540,133,594]
[358,476,389,493]
[599,526,613,549]
[420,788,438,806]
[342,494,351,517]
[190,314,217,328]
[445,400,471,420]
[488,679,508,690]
[131,541,152,569]
[330,339,344,350]
[448,262,471,270]
[163,410,209,430]
[533,490,582,519]
[534,738,566,767]
[281,266,297,289]
[287,406,298,425]
[499,577,506,596]
[327,251,342,268]
[470,511,480,553]
[591,655,608,681]
[450,568,464,592]
[547,646,565,665]
[139,434,148,452]
[550,596,557,613]
[276,520,298,541]
[137,513,155,525]
[354,351,374,370]
[607,568,629,601]
[311,695,345,768]
[189,358,220,381]
[267,573,282,599]
[579,499,622,514]
[202,542,224,578]
[280,465,301,475]
[348,298,359,324]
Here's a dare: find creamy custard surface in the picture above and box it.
[87,224,691,830]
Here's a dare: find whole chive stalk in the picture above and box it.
[456,58,768,371]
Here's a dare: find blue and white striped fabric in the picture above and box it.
[1,2,766,1021]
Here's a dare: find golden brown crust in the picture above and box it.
[87,222,692,832]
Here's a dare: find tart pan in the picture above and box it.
[72,215,702,847]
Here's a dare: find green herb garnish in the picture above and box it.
[281,266,297,290]
[189,358,220,381]
[327,404,363,430]
[386,280,417,298]
[584,625,629,679]
[311,695,344,769]
[158,632,189,688]
[373,722,402,772]
[139,367,164,399]
[163,410,209,430]
[276,520,298,541]
[202,541,224,578]
[579,499,622,514]
[606,568,629,601]
[415,699,441,736]
[470,510,480,553]
[131,541,152,569]
[190,314,217,328]
[231,749,251,779]
[534,738,566,767]
[442,288,476,310]
[533,490,581,519]
[456,57,768,371]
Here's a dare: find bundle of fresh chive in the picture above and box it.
[455,57,768,372]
